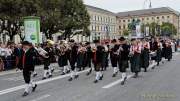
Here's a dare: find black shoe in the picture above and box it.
[61,72,66,75]
[74,75,79,79]
[133,73,138,78]
[68,77,73,81]
[22,92,29,97]
[86,72,91,76]
[66,70,70,74]
[33,73,37,77]
[120,80,125,85]
[99,75,103,80]
[51,68,55,73]
[152,66,155,69]
[32,84,37,92]
[94,80,98,83]
[144,68,147,72]
[42,77,47,80]
[112,74,116,77]
[48,75,52,78]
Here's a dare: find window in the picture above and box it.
[123,25,126,29]
[119,26,121,29]
[119,20,121,23]
[142,18,144,21]
[152,17,154,20]
[128,19,130,22]
[147,18,149,20]
[162,16,164,19]
[157,17,159,19]
[123,20,126,22]
[167,16,170,18]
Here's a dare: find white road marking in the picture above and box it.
[102,62,156,89]
[0,69,89,96]
[102,75,133,89]
[30,94,51,101]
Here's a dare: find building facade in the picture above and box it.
[117,7,180,38]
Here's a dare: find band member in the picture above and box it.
[57,42,69,75]
[101,41,109,71]
[68,40,79,81]
[130,39,141,78]
[85,42,93,75]
[41,43,52,80]
[14,44,23,70]
[118,37,130,85]
[152,38,162,68]
[110,39,119,77]
[165,40,172,61]
[21,41,37,97]
[77,43,87,71]
[141,39,150,72]
[93,40,104,83]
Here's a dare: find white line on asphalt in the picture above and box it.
[102,63,156,89]
[0,69,89,96]
[102,75,133,89]
[30,94,51,101]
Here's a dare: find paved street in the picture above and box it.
[0,53,179,101]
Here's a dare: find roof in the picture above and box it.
[117,7,180,18]
[86,5,116,16]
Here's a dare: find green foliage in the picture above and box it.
[161,22,177,36]
[0,0,90,40]
[59,0,90,39]
[123,29,129,36]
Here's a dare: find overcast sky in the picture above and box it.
[83,0,180,13]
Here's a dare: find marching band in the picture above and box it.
[17,37,174,96]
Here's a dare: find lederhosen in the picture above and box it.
[94,45,104,71]
[110,44,119,67]
[85,46,92,68]
[69,45,78,71]
[165,42,172,61]
[118,44,130,72]
[130,45,141,73]
[58,46,68,67]
[43,47,51,70]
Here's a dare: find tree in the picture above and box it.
[161,22,177,36]
[39,0,62,39]
[59,0,90,39]
[123,29,130,36]
[0,0,41,41]
[149,22,158,36]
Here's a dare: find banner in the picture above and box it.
[24,16,40,45]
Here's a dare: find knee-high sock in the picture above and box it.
[43,70,48,77]
[121,73,126,81]
[100,71,103,77]
[70,71,75,78]
[48,68,52,75]
[25,83,30,93]
[74,68,78,76]
[113,67,118,74]
[65,66,70,71]
[63,66,66,73]
[95,72,100,80]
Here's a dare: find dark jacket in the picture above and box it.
[22,47,36,71]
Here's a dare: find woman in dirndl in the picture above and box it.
[141,39,150,72]
[130,39,142,78]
